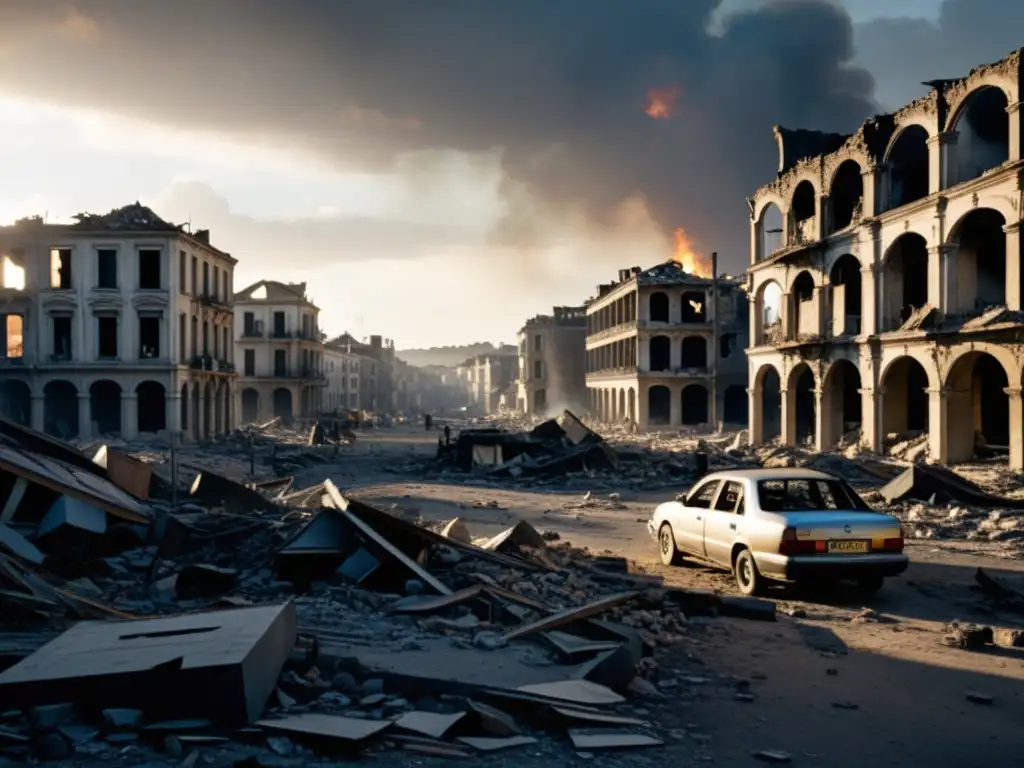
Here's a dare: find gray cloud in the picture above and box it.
[0,0,1018,277]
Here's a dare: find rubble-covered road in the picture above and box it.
[1,415,1022,767]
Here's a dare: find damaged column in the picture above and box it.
[1005,221,1022,311]
[1006,387,1023,471]
[859,387,882,453]
[927,387,950,464]
[77,392,91,441]
[121,391,139,441]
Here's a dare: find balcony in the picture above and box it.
[198,293,233,310]
[190,355,234,373]
[241,329,264,338]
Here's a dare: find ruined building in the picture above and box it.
[325,333,396,413]
[234,280,326,423]
[746,48,1024,468]
[515,306,588,415]
[457,351,517,415]
[585,261,749,429]
[0,204,237,441]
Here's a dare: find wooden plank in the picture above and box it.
[502,591,640,641]
[322,481,451,596]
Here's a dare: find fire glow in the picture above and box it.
[672,227,713,278]
[644,86,680,119]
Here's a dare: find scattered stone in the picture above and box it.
[755,749,792,763]
[734,692,756,702]
[832,701,859,710]
[965,691,994,705]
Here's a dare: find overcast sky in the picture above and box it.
[0,0,1019,348]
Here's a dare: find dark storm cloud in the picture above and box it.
[854,0,1024,109]
[0,1,885,269]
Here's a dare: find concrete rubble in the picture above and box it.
[0,414,776,766]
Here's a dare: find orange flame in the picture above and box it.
[644,86,680,119]
[672,227,713,278]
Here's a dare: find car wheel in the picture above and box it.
[856,574,884,594]
[658,523,683,566]
[734,548,762,596]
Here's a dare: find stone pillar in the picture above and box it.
[168,392,182,436]
[780,293,792,340]
[860,168,878,219]
[860,264,877,337]
[812,389,825,452]
[749,213,759,264]
[1008,100,1021,163]
[121,393,138,441]
[747,386,762,445]
[77,393,91,440]
[669,385,681,427]
[31,394,44,432]
[859,388,882,453]
[198,387,207,440]
[926,387,949,464]
[637,385,649,430]
[927,132,956,192]
[1005,387,1023,472]
[1005,222,1021,312]
[929,243,955,314]
[780,388,793,446]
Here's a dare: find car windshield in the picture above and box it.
[756,478,872,512]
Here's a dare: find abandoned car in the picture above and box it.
[648,468,908,595]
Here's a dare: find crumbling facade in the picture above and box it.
[325,333,396,413]
[234,280,325,423]
[457,352,518,415]
[516,306,588,415]
[0,204,237,441]
[585,262,749,430]
[746,48,1024,468]
[323,343,362,412]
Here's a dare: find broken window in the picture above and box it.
[758,203,784,260]
[886,126,929,210]
[680,291,706,322]
[244,349,255,376]
[2,314,24,358]
[98,315,118,358]
[829,254,862,336]
[790,181,816,244]
[681,384,709,425]
[273,312,286,337]
[274,349,287,377]
[97,249,117,289]
[50,248,72,289]
[949,87,1010,187]
[243,311,256,336]
[648,385,671,425]
[139,249,161,290]
[828,160,864,233]
[680,336,707,368]
[139,315,160,358]
[720,333,737,358]
[649,335,670,371]
[649,292,669,322]
[52,315,72,359]
[535,388,547,411]
[1,256,26,290]
[534,334,542,351]
[534,360,543,379]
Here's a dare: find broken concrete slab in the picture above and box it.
[567,730,663,750]
[552,706,650,727]
[881,465,1024,508]
[189,470,282,515]
[515,680,625,705]
[481,520,547,552]
[0,602,296,726]
[92,446,153,500]
[458,735,538,751]
[0,522,44,565]
[393,711,465,739]
[439,517,471,544]
[503,591,640,641]
[569,645,638,692]
[256,713,391,742]
[0,442,151,524]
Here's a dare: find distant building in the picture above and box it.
[233,280,326,423]
[0,203,237,441]
[515,306,587,415]
[323,343,362,412]
[585,261,749,430]
[457,352,518,415]
[325,332,396,413]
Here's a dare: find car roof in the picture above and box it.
[696,468,837,482]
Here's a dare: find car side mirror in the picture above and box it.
[676,492,688,503]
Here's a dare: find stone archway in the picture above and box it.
[137,381,167,434]
[752,365,781,443]
[648,385,671,426]
[273,387,294,422]
[242,388,260,423]
[681,384,709,426]
[90,380,122,436]
[786,363,816,446]
[944,351,1010,463]
[0,380,31,426]
[880,356,930,444]
[43,380,78,439]
[821,360,862,449]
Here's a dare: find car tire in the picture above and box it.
[658,523,683,566]
[857,574,884,594]
[734,548,762,596]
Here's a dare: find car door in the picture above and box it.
[703,480,744,566]
[673,479,722,555]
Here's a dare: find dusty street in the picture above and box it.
[302,425,1024,766]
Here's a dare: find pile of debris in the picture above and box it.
[0,415,773,765]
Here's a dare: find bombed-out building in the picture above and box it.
[585,261,749,430]
[0,204,238,441]
[515,306,587,415]
[234,280,326,423]
[746,48,1024,467]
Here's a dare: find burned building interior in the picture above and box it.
[745,48,1024,469]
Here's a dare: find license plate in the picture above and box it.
[827,539,869,554]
